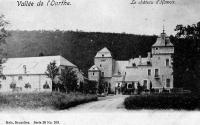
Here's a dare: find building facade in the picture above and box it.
[88,31,174,93]
[0,55,84,93]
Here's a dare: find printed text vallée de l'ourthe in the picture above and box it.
[17,0,71,6]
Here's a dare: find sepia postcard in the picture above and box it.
[0,0,200,125]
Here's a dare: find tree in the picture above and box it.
[0,14,9,44]
[98,79,107,94]
[82,80,97,94]
[137,83,143,94]
[60,67,78,93]
[45,60,59,91]
[0,14,9,77]
[174,21,200,92]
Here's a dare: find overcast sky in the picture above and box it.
[0,0,200,35]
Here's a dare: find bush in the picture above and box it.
[124,93,200,110]
[0,92,97,110]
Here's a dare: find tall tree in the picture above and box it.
[60,67,78,92]
[174,22,200,92]
[0,14,9,44]
[45,60,59,91]
[0,14,9,76]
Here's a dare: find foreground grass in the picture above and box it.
[0,92,97,110]
[124,93,200,110]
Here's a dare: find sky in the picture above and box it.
[0,0,200,35]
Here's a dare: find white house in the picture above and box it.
[0,55,84,93]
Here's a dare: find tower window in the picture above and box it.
[166,59,169,66]
[100,64,102,67]
[101,72,104,77]
[93,72,94,76]
[148,69,151,76]
[102,54,104,57]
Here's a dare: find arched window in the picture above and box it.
[43,81,50,89]
[10,82,16,89]
[3,76,6,80]
[25,83,31,89]
[18,76,23,80]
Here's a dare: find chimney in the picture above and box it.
[139,55,142,65]
[147,52,151,61]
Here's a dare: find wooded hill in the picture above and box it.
[5,30,157,75]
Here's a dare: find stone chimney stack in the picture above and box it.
[139,55,142,65]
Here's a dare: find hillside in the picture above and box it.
[5,30,157,75]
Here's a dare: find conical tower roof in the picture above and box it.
[88,65,100,71]
[152,31,173,47]
[95,47,112,58]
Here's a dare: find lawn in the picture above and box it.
[0,92,97,110]
[124,93,200,110]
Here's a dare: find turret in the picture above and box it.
[94,47,113,78]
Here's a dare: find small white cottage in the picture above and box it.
[0,55,84,93]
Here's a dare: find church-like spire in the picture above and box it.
[162,24,165,34]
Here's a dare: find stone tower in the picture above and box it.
[151,30,174,90]
[94,47,113,83]
[88,65,101,82]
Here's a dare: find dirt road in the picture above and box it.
[68,95,128,112]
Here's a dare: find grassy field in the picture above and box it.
[124,93,200,110]
[0,92,97,111]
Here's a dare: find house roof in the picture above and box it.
[88,65,100,71]
[152,32,173,47]
[2,55,77,75]
[95,47,112,58]
[128,57,150,66]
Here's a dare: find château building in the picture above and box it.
[88,30,174,93]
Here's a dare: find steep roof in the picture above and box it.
[88,65,100,71]
[95,47,112,58]
[152,32,173,47]
[2,55,76,75]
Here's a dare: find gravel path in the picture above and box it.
[67,95,128,112]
